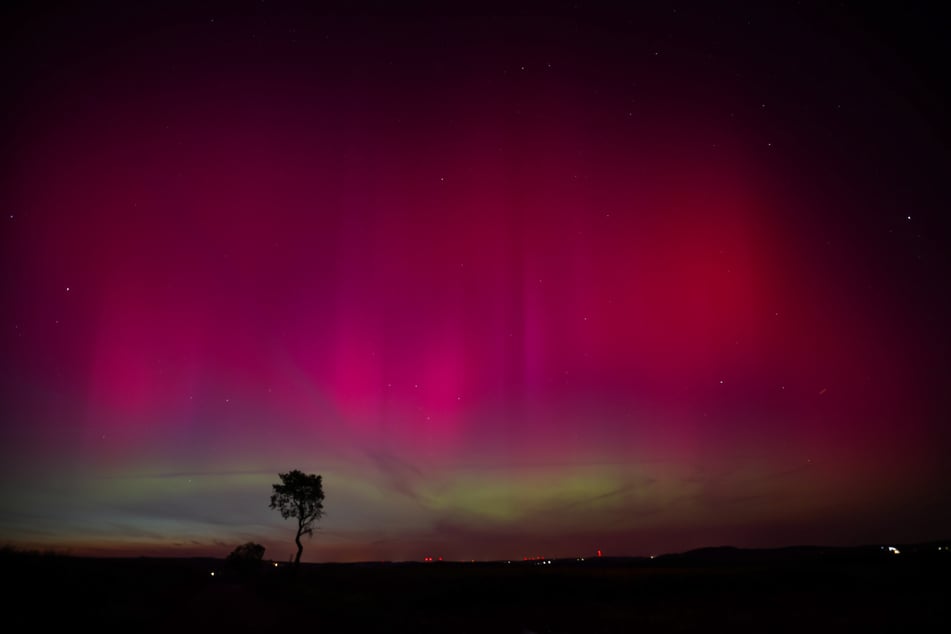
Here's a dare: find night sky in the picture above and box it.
[2,2,950,562]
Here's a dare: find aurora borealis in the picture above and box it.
[2,2,950,562]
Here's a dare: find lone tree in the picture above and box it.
[269,470,324,566]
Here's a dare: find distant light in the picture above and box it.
[274,562,279,567]
[597,549,602,558]
[210,571,215,577]
[888,546,900,555]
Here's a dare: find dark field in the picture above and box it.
[5,545,949,632]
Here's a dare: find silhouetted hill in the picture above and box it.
[652,542,949,565]
[2,542,949,632]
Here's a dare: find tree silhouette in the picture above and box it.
[226,542,265,574]
[269,470,324,566]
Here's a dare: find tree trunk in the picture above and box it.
[294,527,304,566]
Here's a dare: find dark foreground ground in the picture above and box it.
[4,544,949,632]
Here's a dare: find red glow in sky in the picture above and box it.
[1,3,950,561]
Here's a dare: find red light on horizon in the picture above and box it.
[597,549,603,558]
